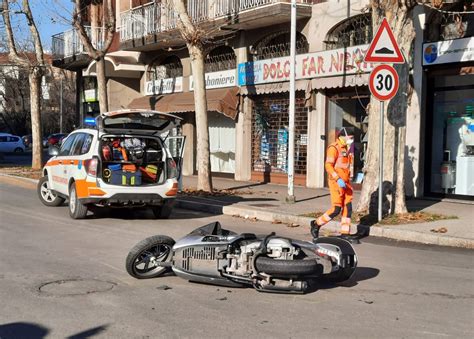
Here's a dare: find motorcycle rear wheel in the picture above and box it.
[255,257,321,276]
[126,235,175,279]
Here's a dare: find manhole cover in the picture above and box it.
[38,278,116,296]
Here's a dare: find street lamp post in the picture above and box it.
[287,0,296,203]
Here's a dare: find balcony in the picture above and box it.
[52,27,105,69]
[120,0,314,50]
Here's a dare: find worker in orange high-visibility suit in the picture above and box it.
[311,127,357,241]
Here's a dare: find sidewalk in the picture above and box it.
[177,175,474,249]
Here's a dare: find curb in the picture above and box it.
[2,173,471,249]
[0,173,40,184]
[177,198,474,249]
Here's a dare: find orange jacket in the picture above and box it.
[325,139,352,183]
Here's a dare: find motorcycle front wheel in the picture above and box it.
[126,235,175,279]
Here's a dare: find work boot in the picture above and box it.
[310,220,320,241]
[338,233,361,244]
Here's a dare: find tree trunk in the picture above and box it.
[29,69,43,170]
[96,57,109,113]
[189,44,213,192]
[357,2,415,215]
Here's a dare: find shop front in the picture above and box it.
[238,42,374,185]
[423,37,474,199]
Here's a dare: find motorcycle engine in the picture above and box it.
[265,238,298,260]
[226,238,298,277]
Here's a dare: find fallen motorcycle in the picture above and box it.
[125,222,357,293]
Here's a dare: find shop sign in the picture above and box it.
[145,77,183,95]
[190,69,236,90]
[423,37,474,66]
[238,44,374,86]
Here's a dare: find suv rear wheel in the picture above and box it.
[69,182,88,219]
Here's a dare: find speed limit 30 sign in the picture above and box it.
[369,64,399,101]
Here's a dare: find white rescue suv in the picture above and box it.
[37,109,184,219]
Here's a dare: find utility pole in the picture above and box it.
[286,0,296,203]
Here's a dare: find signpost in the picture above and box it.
[364,18,404,222]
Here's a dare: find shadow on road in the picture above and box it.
[0,322,109,339]
[307,266,380,293]
[0,322,49,339]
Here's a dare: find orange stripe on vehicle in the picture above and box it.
[46,159,80,167]
[75,179,105,198]
[165,182,179,196]
[88,187,106,196]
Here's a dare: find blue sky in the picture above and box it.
[32,0,74,50]
[3,0,74,52]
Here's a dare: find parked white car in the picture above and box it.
[0,134,26,153]
[37,109,184,219]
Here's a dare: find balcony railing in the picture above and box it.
[52,26,105,60]
[120,0,313,42]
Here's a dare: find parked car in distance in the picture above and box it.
[22,134,32,147]
[47,133,67,146]
[0,134,26,153]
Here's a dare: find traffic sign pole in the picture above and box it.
[368,65,399,222]
[364,17,403,222]
[378,100,384,222]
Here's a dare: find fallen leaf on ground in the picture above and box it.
[272,220,282,224]
[287,223,300,228]
[430,227,448,233]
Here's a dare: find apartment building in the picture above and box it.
[52,0,474,200]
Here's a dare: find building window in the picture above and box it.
[325,13,372,50]
[205,46,236,72]
[252,32,309,61]
[146,55,183,81]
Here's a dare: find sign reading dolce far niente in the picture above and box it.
[238,44,374,86]
[423,37,474,66]
[189,69,236,91]
[145,77,183,96]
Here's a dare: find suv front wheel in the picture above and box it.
[69,182,88,219]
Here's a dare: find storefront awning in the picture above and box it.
[239,79,309,95]
[128,87,240,119]
[311,73,369,89]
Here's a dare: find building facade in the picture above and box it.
[51,0,474,200]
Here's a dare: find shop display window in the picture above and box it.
[429,74,474,197]
[251,94,307,175]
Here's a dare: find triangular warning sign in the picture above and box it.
[364,18,405,64]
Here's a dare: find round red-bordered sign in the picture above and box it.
[369,64,399,101]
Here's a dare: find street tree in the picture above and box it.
[2,0,47,169]
[72,0,115,113]
[357,0,417,216]
[172,0,212,192]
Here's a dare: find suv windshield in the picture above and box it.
[103,112,173,131]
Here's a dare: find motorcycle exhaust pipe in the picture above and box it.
[255,280,308,294]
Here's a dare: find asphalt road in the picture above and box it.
[0,176,473,339]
